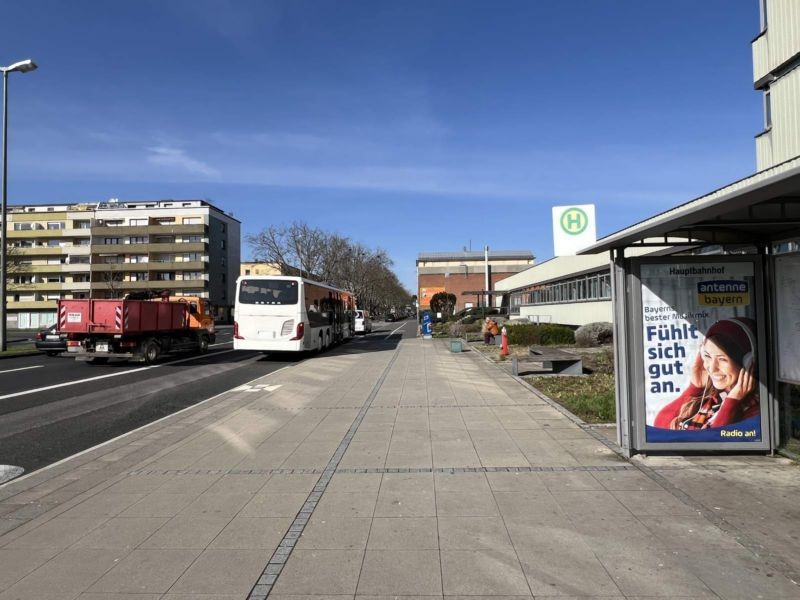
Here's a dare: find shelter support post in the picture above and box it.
[610,248,633,456]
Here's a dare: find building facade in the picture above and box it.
[240,262,282,277]
[5,200,240,328]
[416,250,534,312]
[753,0,800,170]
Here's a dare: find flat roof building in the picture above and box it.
[4,199,240,328]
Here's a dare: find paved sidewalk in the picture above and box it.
[0,336,798,599]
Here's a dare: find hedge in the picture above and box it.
[505,323,575,346]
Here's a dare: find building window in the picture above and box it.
[185,235,202,243]
[760,0,768,30]
[73,220,91,229]
[104,220,125,227]
[764,90,772,129]
[103,237,121,245]
[245,269,251,275]
[103,255,123,264]
[68,256,90,264]
[183,271,203,280]
[129,236,148,244]
[129,272,148,282]
[47,222,65,230]
[13,223,33,231]
[184,252,202,262]
[183,217,202,224]
[129,255,148,264]
[47,239,62,247]
[156,272,176,281]
[130,218,147,226]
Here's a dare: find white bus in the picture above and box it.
[234,275,356,353]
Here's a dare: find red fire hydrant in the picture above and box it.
[500,325,509,357]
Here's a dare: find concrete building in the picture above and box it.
[240,262,282,277]
[416,250,534,312]
[494,246,683,327]
[753,0,800,171]
[5,199,240,328]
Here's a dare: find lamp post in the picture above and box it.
[0,59,36,352]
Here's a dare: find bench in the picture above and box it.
[511,346,583,376]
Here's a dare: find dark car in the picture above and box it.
[385,313,396,322]
[34,324,67,356]
[453,307,500,324]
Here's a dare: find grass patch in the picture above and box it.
[0,344,38,357]
[526,373,616,423]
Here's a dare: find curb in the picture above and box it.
[0,350,40,360]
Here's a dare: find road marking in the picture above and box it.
[385,323,405,339]
[0,348,238,401]
[232,383,282,393]
[0,365,43,375]
[0,361,295,489]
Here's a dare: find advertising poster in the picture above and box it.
[419,287,445,309]
[640,261,763,443]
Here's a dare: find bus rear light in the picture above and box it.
[280,320,294,337]
[234,321,244,340]
[290,322,304,340]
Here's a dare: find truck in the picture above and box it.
[57,295,215,364]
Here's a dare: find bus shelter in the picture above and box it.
[580,160,800,455]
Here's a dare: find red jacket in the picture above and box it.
[654,383,760,429]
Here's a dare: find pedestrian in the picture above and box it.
[482,317,493,345]
[488,317,499,344]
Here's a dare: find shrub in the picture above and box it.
[447,321,481,338]
[506,323,575,346]
[574,322,613,347]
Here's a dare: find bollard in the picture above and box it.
[500,326,509,357]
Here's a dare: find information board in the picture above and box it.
[775,254,800,384]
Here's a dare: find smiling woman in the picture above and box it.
[654,318,760,430]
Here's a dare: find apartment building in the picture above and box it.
[5,199,240,328]
[753,0,800,170]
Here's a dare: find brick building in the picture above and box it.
[416,250,534,312]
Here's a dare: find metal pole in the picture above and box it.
[484,245,489,308]
[1,71,8,352]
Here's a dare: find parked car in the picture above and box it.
[34,324,67,356]
[354,310,372,334]
[385,313,396,322]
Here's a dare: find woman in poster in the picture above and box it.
[654,317,759,430]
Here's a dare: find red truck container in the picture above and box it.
[58,297,215,364]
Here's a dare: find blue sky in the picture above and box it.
[3,1,761,291]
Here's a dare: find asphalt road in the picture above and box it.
[0,320,416,478]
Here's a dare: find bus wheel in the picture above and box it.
[325,332,331,349]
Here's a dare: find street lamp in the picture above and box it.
[1,59,37,351]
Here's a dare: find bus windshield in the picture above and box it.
[238,279,299,305]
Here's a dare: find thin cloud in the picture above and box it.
[146,146,220,178]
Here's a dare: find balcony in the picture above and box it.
[10,246,67,256]
[90,279,208,291]
[8,300,57,310]
[147,261,205,272]
[92,224,206,236]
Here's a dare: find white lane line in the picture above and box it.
[0,365,44,375]
[0,349,238,401]
[1,362,295,489]
[385,324,405,340]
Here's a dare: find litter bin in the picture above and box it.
[450,340,463,353]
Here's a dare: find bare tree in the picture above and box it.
[247,220,411,312]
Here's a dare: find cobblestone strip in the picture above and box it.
[127,464,639,477]
[247,347,403,600]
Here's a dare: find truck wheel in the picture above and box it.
[198,335,209,354]
[86,357,108,365]
[143,340,159,365]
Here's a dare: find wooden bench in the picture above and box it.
[511,346,583,376]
